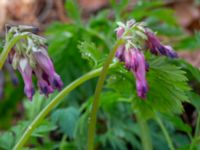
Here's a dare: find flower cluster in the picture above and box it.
[115,20,177,99]
[7,25,63,100]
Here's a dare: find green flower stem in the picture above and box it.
[155,115,175,150]
[137,114,153,150]
[13,63,117,150]
[86,39,123,150]
[0,34,28,69]
[59,135,67,150]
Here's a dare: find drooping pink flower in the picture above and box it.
[115,20,178,99]
[145,30,178,58]
[131,50,148,99]
[34,67,54,96]
[115,22,149,99]
[6,25,63,100]
[18,58,35,100]
[33,49,63,91]
[116,47,149,99]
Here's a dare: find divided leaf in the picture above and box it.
[106,56,190,120]
[78,41,104,68]
[51,107,80,138]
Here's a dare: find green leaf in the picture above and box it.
[148,8,177,25]
[187,92,200,111]
[51,107,80,138]
[32,120,57,137]
[65,0,81,24]
[175,32,200,50]
[176,59,200,82]
[146,17,183,36]
[107,56,190,120]
[109,0,129,19]
[78,41,104,68]
[163,114,192,133]
[23,92,53,120]
[0,132,15,150]
[130,1,163,21]
[133,57,190,119]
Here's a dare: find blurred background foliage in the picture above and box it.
[1,0,200,149]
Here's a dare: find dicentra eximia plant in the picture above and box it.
[0,20,178,150]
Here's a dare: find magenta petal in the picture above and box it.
[132,50,148,99]
[164,45,178,58]
[116,27,125,38]
[34,67,54,96]
[38,80,54,96]
[18,59,34,100]
[34,51,63,91]
[116,45,125,61]
[146,30,163,55]
[50,73,63,90]
[124,48,139,71]
[33,51,55,75]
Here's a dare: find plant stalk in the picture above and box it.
[137,114,153,150]
[189,111,200,150]
[13,63,116,150]
[0,34,28,69]
[155,115,175,150]
[86,39,123,150]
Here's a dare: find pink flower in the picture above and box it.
[116,47,148,99]
[115,22,149,99]
[11,47,63,100]
[6,25,63,100]
[18,58,35,100]
[145,30,178,58]
[33,49,63,91]
[131,50,148,99]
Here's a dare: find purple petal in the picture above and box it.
[164,45,178,58]
[145,30,163,55]
[18,58,34,100]
[33,50,55,75]
[34,67,54,96]
[132,50,148,99]
[124,48,139,71]
[50,73,63,90]
[115,45,125,61]
[33,50,63,91]
[145,61,149,72]
[116,27,125,38]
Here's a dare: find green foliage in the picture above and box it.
[1,1,200,150]
[106,56,190,120]
[175,32,200,50]
[78,41,104,68]
[51,107,80,138]
[65,0,81,23]
[109,0,129,19]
